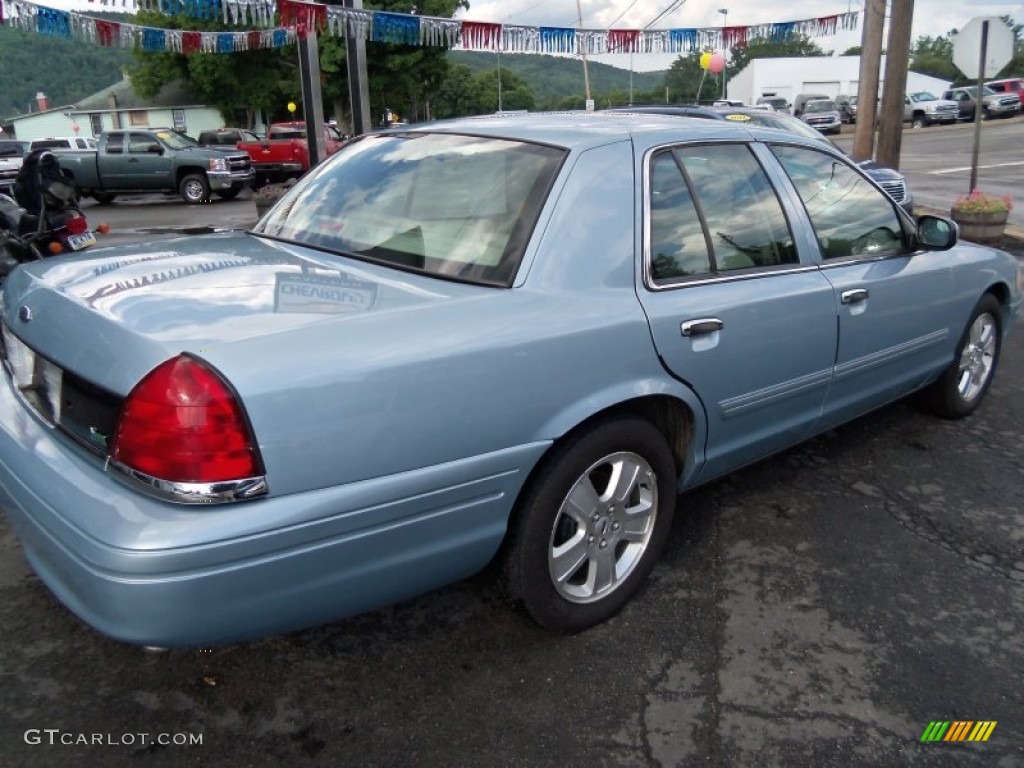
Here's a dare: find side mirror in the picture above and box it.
[917,215,958,251]
[147,144,163,155]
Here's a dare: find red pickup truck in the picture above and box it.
[198,122,347,186]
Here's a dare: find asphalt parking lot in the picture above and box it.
[2,234,1023,767]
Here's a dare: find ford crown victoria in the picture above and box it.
[0,113,1020,647]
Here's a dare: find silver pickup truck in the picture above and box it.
[903,91,959,128]
[55,128,253,204]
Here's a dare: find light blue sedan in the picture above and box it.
[0,113,1020,647]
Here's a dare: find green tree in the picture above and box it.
[129,0,467,128]
[909,34,958,81]
[663,52,709,103]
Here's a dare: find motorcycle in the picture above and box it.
[1,150,102,283]
[14,149,97,255]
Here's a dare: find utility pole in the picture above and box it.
[876,0,915,170]
[719,9,729,99]
[852,0,884,161]
[576,0,592,107]
[297,30,327,166]
[343,0,371,135]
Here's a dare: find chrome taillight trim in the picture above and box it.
[107,459,269,504]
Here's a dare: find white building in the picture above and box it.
[2,75,225,142]
[727,55,951,108]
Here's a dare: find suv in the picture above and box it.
[792,93,830,117]
[942,85,1021,121]
[903,92,959,127]
[799,99,842,134]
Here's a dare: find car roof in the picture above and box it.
[410,111,767,150]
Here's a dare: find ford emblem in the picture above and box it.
[18,305,31,323]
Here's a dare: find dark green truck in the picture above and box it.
[55,128,254,204]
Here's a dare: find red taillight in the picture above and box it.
[65,215,88,235]
[111,355,261,484]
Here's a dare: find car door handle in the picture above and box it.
[680,318,724,336]
[841,289,869,305]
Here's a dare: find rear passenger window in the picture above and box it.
[647,144,797,285]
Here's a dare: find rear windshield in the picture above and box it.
[253,132,566,287]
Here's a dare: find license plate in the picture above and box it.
[66,231,97,251]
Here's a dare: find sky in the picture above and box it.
[23,0,1024,73]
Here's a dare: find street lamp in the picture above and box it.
[718,8,728,99]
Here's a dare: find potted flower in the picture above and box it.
[950,190,1013,245]
[253,179,297,218]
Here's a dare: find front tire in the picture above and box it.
[922,294,1002,419]
[503,416,677,633]
[180,173,210,204]
[912,115,927,129]
[92,191,117,205]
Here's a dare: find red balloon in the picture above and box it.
[708,53,726,74]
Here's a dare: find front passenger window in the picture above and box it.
[770,145,904,260]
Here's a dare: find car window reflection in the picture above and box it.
[770,145,904,260]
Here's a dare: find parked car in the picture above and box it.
[0,113,1019,648]
[29,136,97,151]
[55,128,253,204]
[219,122,348,187]
[756,96,790,113]
[942,85,1022,121]
[835,94,854,123]
[985,77,1024,100]
[197,127,263,150]
[607,105,915,214]
[792,92,830,117]
[798,98,842,134]
[903,91,959,127]
[0,138,29,196]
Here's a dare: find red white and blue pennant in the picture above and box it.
[0,0,859,55]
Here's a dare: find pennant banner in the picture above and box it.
[0,0,859,56]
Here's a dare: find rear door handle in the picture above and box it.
[841,289,869,305]
[681,318,724,337]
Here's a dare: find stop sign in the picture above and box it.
[953,17,1014,79]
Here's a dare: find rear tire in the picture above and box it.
[922,294,1002,419]
[502,416,677,633]
[92,191,117,205]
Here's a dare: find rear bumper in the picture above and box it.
[0,373,544,647]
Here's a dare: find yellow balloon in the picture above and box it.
[287,102,297,113]
[700,51,712,70]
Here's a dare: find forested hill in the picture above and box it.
[0,25,132,119]
[448,51,667,103]
[0,21,667,120]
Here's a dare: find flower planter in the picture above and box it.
[951,209,1008,245]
